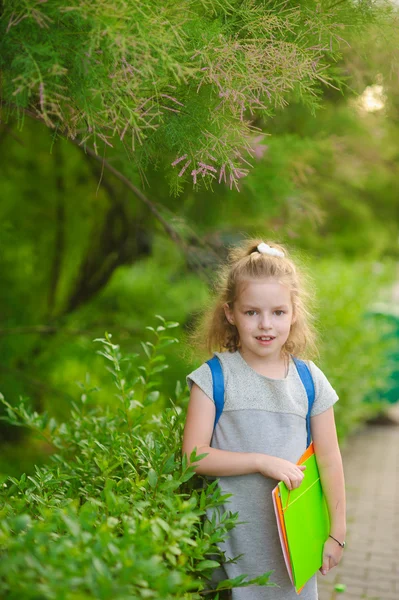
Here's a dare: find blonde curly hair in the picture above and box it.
[189,238,317,359]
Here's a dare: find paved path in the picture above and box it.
[317,406,399,600]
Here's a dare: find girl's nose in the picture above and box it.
[259,314,272,329]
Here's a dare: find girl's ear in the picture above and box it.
[223,302,235,325]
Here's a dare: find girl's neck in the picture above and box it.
[239,349,289,379]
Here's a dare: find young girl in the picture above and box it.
[182,240,346,600]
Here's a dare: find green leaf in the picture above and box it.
[60,514,80,537]
[140,342,152,359]
[11,514,31,533]
[175,380,182,396]
[163,453,176,473]
[92,557,109,576]
[148,469,158,488]
[147,391,160,403]
[197,560,220,570]
[190,449,208,463]
[149,355,166,364]
[151,364,169,374]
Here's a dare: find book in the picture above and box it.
[272,443,330,593]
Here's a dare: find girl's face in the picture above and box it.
[224,277,294,364]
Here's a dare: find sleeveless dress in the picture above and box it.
[186,351,339,600]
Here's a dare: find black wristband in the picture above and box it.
[329,534,346,549]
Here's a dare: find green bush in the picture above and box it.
[0,319,273,599]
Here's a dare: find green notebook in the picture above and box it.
[277,451,330,590]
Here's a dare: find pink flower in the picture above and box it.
[233,168,246,180]
[250,135,268,160]
[171,154,188,167]
[218,164,226,184]
[198,162,217,173]
[178,160,191,177]
[39,82,45,111]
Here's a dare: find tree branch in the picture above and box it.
[76,143,185,248]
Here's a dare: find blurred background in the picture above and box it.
[1,0,399,477]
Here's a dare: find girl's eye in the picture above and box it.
[245,310,257,316]
[274,310,285,316]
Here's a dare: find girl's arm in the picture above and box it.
[311,407,346,575]
[182,383,306,490]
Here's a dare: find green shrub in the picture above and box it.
[0,319,273,599]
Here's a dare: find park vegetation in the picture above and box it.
[1,0,399,596]
[0,325,275,598]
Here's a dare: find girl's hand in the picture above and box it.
[256,455,306,490]
[320,537,344,575]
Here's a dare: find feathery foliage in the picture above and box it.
[0,0,390,191]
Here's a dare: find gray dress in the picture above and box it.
[187,351,339,600]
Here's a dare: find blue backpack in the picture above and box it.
[206,355,315,447]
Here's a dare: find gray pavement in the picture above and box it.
[317,405,399,600]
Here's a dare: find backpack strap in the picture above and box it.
[292,356,315,447]
[206,355,315,447]
[206,356,224,430]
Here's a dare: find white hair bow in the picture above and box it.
[257,242,285,258]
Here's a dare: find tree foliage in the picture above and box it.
[0,0,392,192]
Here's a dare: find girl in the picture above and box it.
[182,240,346,600]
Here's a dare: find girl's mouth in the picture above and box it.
[256,336,275,344]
